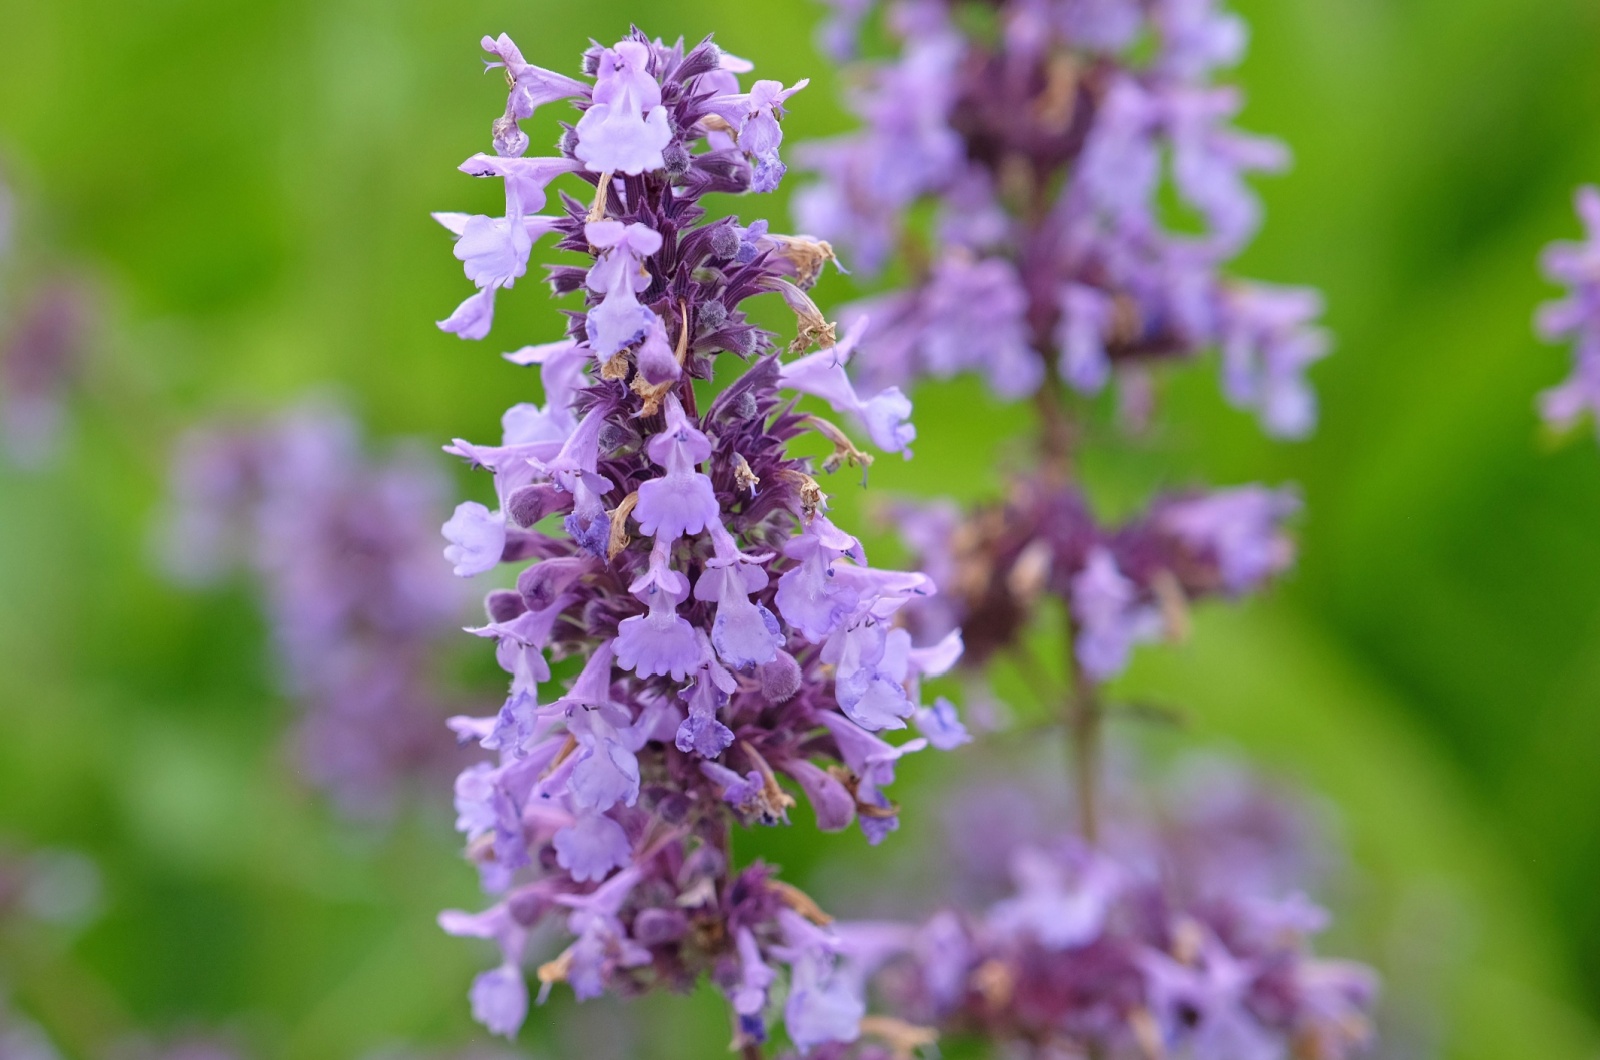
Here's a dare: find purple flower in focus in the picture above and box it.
[574,41,672,175]
[633,396,718,539]
[585,220,663,360]
[430,30,962,1046]
[707,78,811,192]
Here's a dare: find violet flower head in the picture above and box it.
[835,758,1377,1059]
[892,475,1298,680]
[160,400,474,817]
[432,28,963,1048]
[795,0,1327,433]
[1535,185,1600,435]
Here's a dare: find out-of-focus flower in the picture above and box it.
[796,0,1326,434]
[159,400,474,817]
[1536,185,1600,435]
[829,758,1376,1060]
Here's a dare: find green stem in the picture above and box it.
[1068,656,1102,845]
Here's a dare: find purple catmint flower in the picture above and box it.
[470,964,530,1038]
[574,41,672,175]
[435,156,583,338]
[1218,281,1330,439]
[779,319,915,455]
[987,844,1121,950]
[432,30,963,1047]
[632,396,719,539]
[442,501,506,578]
[160,400,475,817]
[705,78,811,192]
[1057,282,1116,394]
[1155,485,1299,596]
[1536,185,1600,434]
[615,541,701,681]
[0,182,94,470]
[831,757,1376,1060]
[584,220,663,359]
[796,0,1327,435]
[777,911,868,1052]
[890,471,1299,681]
[481,33,587,156]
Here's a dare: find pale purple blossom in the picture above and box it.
[584,220,663,359]
[1071,546,1163,682]
[574,41,671,175]
[1536,185,1600,434]
[161,401,474,816]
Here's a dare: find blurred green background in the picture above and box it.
[2,0,1600,1057]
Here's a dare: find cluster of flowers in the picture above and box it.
[798,0,1328,439]
[161,401,472,816]
[791,0,1326,732]
[779,0,1379,1054]
[811,758,1376,1060]
[1535,185,1600,434]
[431,30,964,1052]
[895,479,1298,684]
[0,177,93,470]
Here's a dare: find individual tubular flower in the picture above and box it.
[436,156,583,339]
[584,220,664,360]
[795,0,1327,432]
[705,78,811,193]
[574,40,673,175]
[481,33,588,157]
[159,400,475,817]
[1535,185,1600,435]
[779,318,915,456]
[432,29,963,1049]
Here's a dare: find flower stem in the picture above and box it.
[1035,358,1099,842]
[1068,650,1102,845]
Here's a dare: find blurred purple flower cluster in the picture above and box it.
[0,177,94,470]
[783,1,1378,1055]
[806,758,1375,1060]
[1535,186,1600,434]
[161,401,472,816]
[798,0,1327,438]
[895,480,1298,682]
[431,29,963,1050]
